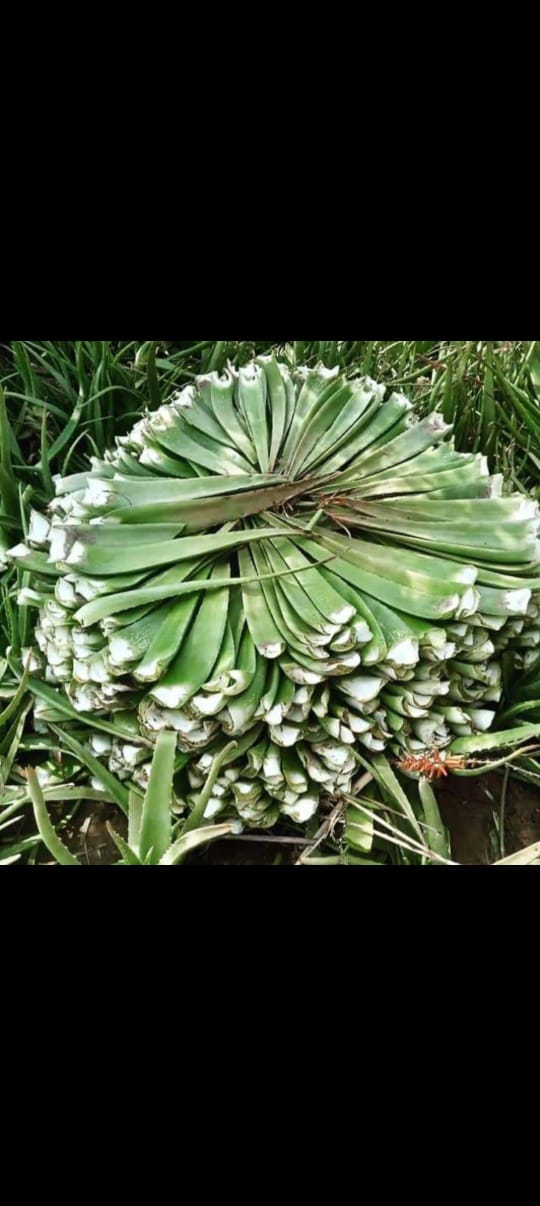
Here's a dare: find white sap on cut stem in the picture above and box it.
[82,480,120,509]
[171,385,197,411]
[342,712,371,734]
[360,733,386,751]
[468,710,495,732]
[259,641,286,659]
[323,717,341,740]
[281,665,324,685]
[65,541,89,567]
[327,652,361,673]
[353,619,373,644]
[190,693,226,717]
[122,744,148,767]
[151,684,190,709]
[149,405,179,431]
[70,685,101,711]
[221,670,253,696]
[330,629,355,652]
[387,638,419,668]
[302,753,332,783]
[269,724,302,748]
[56,577,79,608]
[505,589,532,614]
[456,588,481,618]
[140,447,167,468]
[18,646,42,672]
[330,605,356,625]
[88,653,112,684]
[516,499,539,521]
[288,769,309,790]
[338,725,356,745]
[313,743,351,771]
[7,543,32,561]
[72,631,102,655]
[204,798,226,820]
[282,796,318,824]
[134,660,162,683]
[431,642,457,662]
[117,419,148,451]
[234,781,259,799]
[48,528,72,564]
[108,636,137,666]
[265,703,287,726]
[28,510,51,547]
[339,676,383,704]
[17,588,45,607]
[89,734,113,756]
[204,672,235,693]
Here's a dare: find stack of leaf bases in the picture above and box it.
[9,357,540,838]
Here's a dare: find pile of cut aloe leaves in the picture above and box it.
[2,340,540,865]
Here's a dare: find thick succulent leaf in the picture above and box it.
[450,724,540,754]
[27,769,81,866]
[159,822,239,865]
[138,730,176,864]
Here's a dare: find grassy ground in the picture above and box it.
[2,339,540,866]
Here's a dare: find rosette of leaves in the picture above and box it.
[10,357,540,834]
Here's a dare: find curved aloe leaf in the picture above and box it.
[138,730,176,864]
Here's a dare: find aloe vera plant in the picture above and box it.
[9,354,540,849]
[27,730,241,866]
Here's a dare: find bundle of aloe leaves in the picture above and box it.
[4,350,540,866]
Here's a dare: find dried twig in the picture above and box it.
[221,834,313,848]
[297,773,373,865]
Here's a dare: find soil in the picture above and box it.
[200,839,302,866]
[37,800,128,866]
[36,774,540,866]
[205,775,540,864]
[437,772,540,865]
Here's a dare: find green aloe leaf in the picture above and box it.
[138,730,177,864]
[27,769,81,867]
[160,822,238,865]
[450,724,540,755]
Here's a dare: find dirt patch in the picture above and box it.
[199,839,302,866]
[503,777,540,857]
[32,772,540,866]
[65,802,126,865]
[37,801,126,866]
[437,772,540,865]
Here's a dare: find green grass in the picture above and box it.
[2,339,537,489]
[2,338,540,865]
